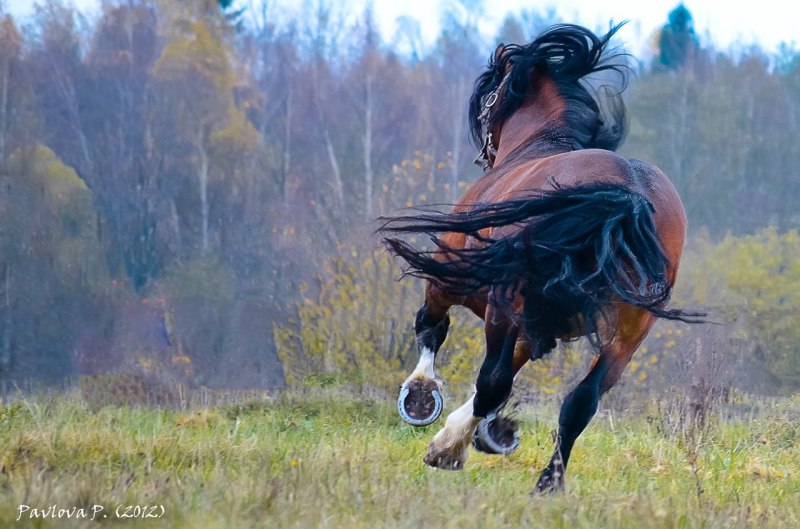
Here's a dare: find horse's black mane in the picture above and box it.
[468,23,629,153]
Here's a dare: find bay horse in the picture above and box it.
[380,23,700,493]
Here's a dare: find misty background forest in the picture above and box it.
[1,0,799,404]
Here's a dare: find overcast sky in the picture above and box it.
[6,0,796,57]
[363,0,795,55]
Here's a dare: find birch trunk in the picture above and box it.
[1,266,11,391]
[0,54,8,165]
[170,198,182,253]
[363,72,374,217]
[282,84,293,204]
[314,96,345,213]
[196,132,210,254]
[450,77,468,202]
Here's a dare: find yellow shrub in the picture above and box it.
[275,247,590,400]
[275,248,423,394]
[676,228,800,386]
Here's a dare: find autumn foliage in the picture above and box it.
[0,2,798,396]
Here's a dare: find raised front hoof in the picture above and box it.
[423,442,467,471]
[472,415,520,455]
[533,466,565,495]
[397,379,443,427]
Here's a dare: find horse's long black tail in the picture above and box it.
[380,182,702,347]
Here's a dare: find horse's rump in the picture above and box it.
[381,182,701,348]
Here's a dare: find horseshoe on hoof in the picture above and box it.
[397,379,443,426]
[472,414,520,455]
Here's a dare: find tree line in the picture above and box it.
[0,0,797,391]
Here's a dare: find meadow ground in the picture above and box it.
[0,389,797,528]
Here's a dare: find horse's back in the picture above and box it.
[455,150,687,280]
[474,150,676,207]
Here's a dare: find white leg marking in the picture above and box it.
[425,394,481,469]
[436,394,479,442]
[402,347,436,387]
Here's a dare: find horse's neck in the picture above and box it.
[493,78,569,165]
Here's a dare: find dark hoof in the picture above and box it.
[397,379,443,426]
[424,446,466,471]
[533,466,564,495]
[472,414,520,455]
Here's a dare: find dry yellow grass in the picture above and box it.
[0,390,797,528]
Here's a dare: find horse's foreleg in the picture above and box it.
[397,288,451,426]
[534,309,656,494]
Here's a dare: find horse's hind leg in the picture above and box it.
[534,308,656,493]
[472,337,551,455]
[397,285,452,426]
[424,299,521,469]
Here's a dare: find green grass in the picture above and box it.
[0,390,798,528]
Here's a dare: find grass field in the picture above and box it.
[0,389,798,528]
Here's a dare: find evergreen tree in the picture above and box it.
[657,4,699,70]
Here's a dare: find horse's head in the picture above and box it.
[470,23,630,170]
